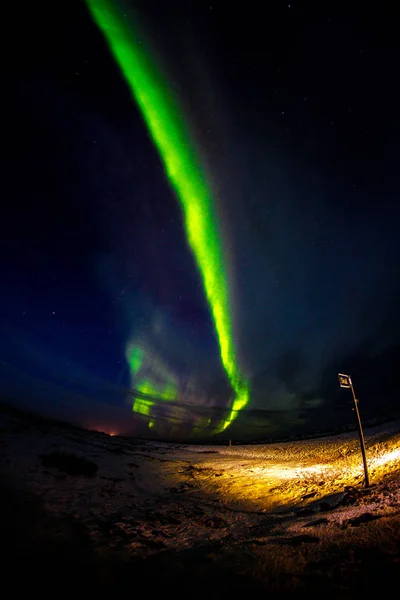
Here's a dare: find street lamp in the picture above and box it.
[338,373,370,488]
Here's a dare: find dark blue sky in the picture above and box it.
[2,0,399,439]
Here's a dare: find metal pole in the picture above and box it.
[349,379,370,488]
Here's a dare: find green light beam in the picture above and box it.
[127,344,177,426]
[85,0,249,429]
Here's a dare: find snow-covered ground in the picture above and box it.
[1,406,399,596]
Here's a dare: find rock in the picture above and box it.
[199,516,227,529]
[346,512,379,527]
[170,485,191,494]
[298,508,315,516]
[302,492,317,500]
[303,518,329,528]
[39,451,98,477]
[246,539,267,546]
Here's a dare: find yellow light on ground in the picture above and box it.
[371,447,400,468]
[187,436,400,511]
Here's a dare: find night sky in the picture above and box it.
[2,0,399,440]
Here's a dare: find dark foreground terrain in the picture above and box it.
[1,405,399,598]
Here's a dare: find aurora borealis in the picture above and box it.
[2,0,400,441]
[85,0,249,431]
[127,343,177,427]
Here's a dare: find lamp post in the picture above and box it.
[338,373,370,488]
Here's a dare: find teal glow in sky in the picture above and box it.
[85,0,249,430]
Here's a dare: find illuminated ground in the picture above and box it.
[1,405,399,597]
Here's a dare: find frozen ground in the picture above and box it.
[1,405,399,598]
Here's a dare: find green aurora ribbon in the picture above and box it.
[85,0,249,431]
